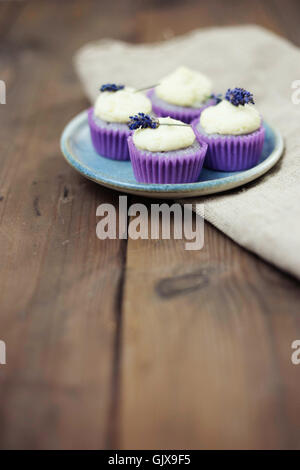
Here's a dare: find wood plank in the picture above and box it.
[136,0,283,43]
[1,0,300,450]
[265,0,300,46]
[120,200,300,449]
[0,1,23,42]
[120,0,300,450]
[0,0,134,449]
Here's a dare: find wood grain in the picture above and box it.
[0,0,132,449]
[136,0,283,43]
[119,0,300,450]
[120,203,300,449]
[0,0,300,450]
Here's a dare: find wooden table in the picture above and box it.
[0,0,300,450]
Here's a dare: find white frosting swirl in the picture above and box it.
[155,66,212,108]
[94,88,152,123]
[133,117,195,152]
[200,99,261,135]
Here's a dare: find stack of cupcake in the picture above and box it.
[88,67,265,184]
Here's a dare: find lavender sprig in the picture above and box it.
[128,113,159,130]
[210,93,222,104]
[225,88,254,106]
[128,113,191,130]
[100,83,125,92]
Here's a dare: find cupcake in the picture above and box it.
[192,88,265,171]
[88,83,152,160]
[147,66,216,124]
[127,114,208,184]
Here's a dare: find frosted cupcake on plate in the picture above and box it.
[147,66,216,124]
[88,84,152,160]
[192,88,265,171]
[127,113,208,184]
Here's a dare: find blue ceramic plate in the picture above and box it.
[60,110,284,199]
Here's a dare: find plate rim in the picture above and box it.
[60,109,284,198]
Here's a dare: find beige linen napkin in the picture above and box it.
[74,25,300,279]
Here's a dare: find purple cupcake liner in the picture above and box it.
[127,136,208,184]
[147,89,215,124]
[192,119,265,171]
[88,107,130,161]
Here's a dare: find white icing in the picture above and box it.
[133,117,195,152]
[94,87,152,123]
[200,99,261,135]
[155,66,212,108]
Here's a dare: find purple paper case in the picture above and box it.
[127,136,208,184]
[192,119,265,171]
[88,107,130,161]
[147,89,216,124]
